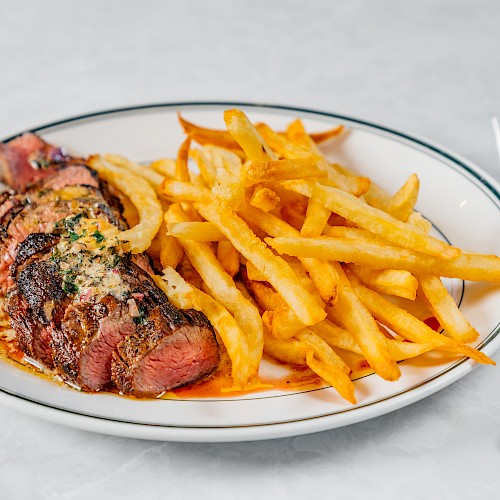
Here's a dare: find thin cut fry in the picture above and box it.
[239,204,339,306]
[265,236,500,282]
[195,202,326,325]
[88,155,163,253]
[418,275,479,342]
[327,263,400,381]
[249,186,280,212]
[348,264,418,300]
[175,136,192,182]
[311,184,459,259]
[217,240,240,277]
[178,113,241,150]
[224,109,278,161]
[348,273,494,365]
[167,221,226,242]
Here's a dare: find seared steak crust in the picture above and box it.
[0,133,220,396]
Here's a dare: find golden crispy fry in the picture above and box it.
[157,269,251,387]
[217,240,240,277]
[311,184,459,259]
[418,275,479,342]
[305,351,356,403]
[160,179,213,203]
[167,221,226,241]
[244,157,328,186]
[266,236,500,282]
[327,263,400,381]
[286,119,324,153]
[165,205,263,376]
[308,125,345,144]
[312,319,436,362]
[265,307,305,339]
[239,205,339,306]
[191,149,217,187]
[178,113,242,150]
[348,273,494,365]
[202,145,245,206]
[286,118,345,147]
[249,186,280,212]
[196,202,326,325]
[301,199,331,237]
[224,109,278,161]
[257,124,369,196]
[245,261,267,282]
[364,174,420,222]
[263,333,309,365]
[406,211,432,233]
[149,158,176,178]
[158,220,184,269]
[175,136,192,182]
[256,122,312,159]
[88,155,163,253]
[348,264,418,300]
[103,154,165,191]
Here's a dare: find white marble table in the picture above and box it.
[1,0,499,498]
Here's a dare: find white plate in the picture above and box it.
[1,103,499,442]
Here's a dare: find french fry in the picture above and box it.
[418,275,479,342]
[249,186,280,212]
[88,155,163,253]
[244,157,328,186]
[167,221,226,242]
[149,157,176,178]
[195,202,326,325]
[364,173,420,222]
[158,220,184,269]
[191,149,217,187]
[348,273,494,365]
[256,122,312,159]
[311,184,459,259]
[175,136,192,182]
[103,154,165,191]
[266,236,500,282]
[165,204,263,376]
[217,240,240,277]
[157,269,251,387]
[224,109,278,161]
[348,264,418,300]
[178,113,242,150]
[327,263,401,381]
[301,199,331,237]
[239,204,339,306]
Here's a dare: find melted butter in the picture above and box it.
[53,217,130,302]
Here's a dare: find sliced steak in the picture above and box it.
[0,133,220,396]
[112,307,219,397]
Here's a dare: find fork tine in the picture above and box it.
[490,115,500,163]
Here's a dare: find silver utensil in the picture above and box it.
[490,115,500,165]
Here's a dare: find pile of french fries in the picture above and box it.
[88,109,499,404]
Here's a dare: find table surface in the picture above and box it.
[1,1,499,498]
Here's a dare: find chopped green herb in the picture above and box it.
[92,230,106,244]
[69,231,80,242]
[63,279,78,294]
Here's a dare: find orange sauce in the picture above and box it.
[0,337,326,399]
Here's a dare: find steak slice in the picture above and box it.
[112,308,219,397]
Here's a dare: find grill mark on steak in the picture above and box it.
[0,133,220,396]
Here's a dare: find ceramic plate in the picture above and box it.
[1,103,499,442]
